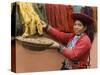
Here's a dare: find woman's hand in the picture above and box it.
[40,20,47,29]
[40,20,51,31]
[50,41,59,48]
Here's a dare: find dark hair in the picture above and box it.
[84,23,94,43]
[74,19,94,43]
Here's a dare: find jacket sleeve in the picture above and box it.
[61,36,91,60]
[47,26,73,44]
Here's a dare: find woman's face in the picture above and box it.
[73,20,86,35]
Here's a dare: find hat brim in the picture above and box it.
[71,13,94,25]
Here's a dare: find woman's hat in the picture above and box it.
[71,13,94,25]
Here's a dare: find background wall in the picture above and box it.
[90,33,97,68]
[16,40,65,72]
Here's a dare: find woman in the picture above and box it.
[42,13,94,69]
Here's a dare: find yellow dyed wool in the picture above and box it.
[17,2,43,37]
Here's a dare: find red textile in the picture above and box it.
[48,27,91,69]
[45,4,74,33]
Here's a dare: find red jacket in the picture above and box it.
[47,27,91,69]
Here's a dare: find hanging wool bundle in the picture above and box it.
[17,2,43,37]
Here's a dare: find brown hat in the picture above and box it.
[71,13,94,25]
